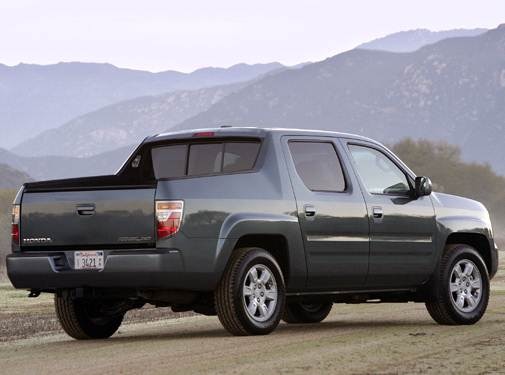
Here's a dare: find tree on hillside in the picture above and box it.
[392,139,505,229]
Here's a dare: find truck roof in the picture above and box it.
[148,126,379,145]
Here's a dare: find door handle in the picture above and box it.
[76,204,96,216]
[304,204,316,217]
[372,207,383,221]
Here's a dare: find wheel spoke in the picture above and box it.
[470,279,481,289]
[467,294,477,307]
[247,299,257,316]
[464,263,474,276]
[456,292,465,308]
[259,269,271,284]
[265,289,277,300]
[243,285,253,296]
[454,266,463,279]
[258,303,268,318]
[449,283,459,293]
[249,267,259,283]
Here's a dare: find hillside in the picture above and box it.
[0,146,131,181]
[1,61,283,149]
[174,25,505,175]
[0,190,16,279]
[357,28,486,52]
[12,82,246,157]
[0,164,31,189]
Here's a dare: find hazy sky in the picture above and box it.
[1,0,504,72]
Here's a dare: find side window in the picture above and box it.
[348,145,410,195]
[223,142,260,173]
[151,144,187,179]
[289,141,346,192]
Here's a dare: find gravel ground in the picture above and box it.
[0,285,193,342]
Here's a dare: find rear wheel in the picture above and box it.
[55,295,124,339]
[215,247,286,335]
[425,244,490,325]
[283,301,333,324]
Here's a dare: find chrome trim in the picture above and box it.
[307,235,369,242]
[370,235,433,243]
[286,288,415,297]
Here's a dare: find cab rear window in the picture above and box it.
[152,141,260,179]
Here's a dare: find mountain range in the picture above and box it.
[175,25,505,174]
[2,26,505,181]
[358,28,487,52]
[0,61,283,148]
[13,82,247,157]
[0,163,32,189]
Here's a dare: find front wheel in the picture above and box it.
[425,244,490,325]
[283,301,333,324]
[215,247,286,335]
[55,295,124,339]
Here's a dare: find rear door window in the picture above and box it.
[288,141,346,192]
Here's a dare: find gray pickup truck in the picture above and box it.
[7,127,498,338]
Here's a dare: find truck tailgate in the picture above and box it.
[21,188,155,249]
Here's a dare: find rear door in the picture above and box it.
[283,136,369,290]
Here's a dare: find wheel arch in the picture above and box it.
[445,232,493,276]
[213,213,307,291]
[234,234,290,284]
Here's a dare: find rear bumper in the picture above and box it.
[7,249,216,291]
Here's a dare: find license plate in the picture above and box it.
[74,251,104,270]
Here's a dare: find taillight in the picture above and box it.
[156,200,184,240]
[11,204,20,245]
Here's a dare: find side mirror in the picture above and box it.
[415,176,432,197]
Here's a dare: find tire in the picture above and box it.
[283,301,333,324]
[425,244,490,325]
[55,295,124,340]
[215,247,286,336]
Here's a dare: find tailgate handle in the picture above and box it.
[76,204,96,216]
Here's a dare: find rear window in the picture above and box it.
[152,144,187,179]
[152,141,260,179]
[188,143,223,175]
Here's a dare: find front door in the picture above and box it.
[344,140,436,288]
[283,137,370,290]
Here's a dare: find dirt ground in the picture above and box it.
[1,255,504,375]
